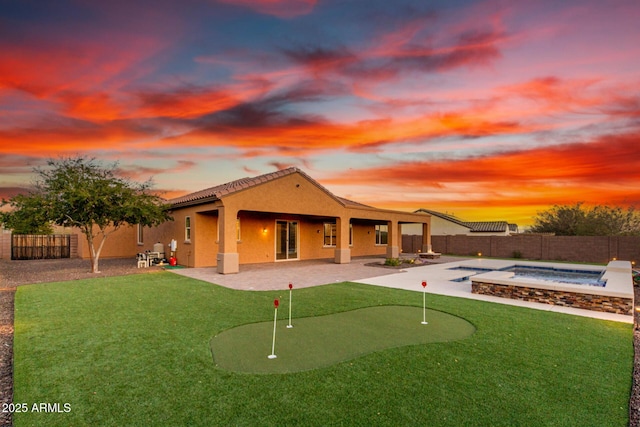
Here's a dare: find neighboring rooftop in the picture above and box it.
[414,209,517,233]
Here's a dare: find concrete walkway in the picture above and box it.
[169,256,633,324]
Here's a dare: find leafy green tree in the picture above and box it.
[1,157,172,272]
[531,203,640,236]
[0,192,53,234]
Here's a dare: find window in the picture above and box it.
[323,223,336,247]
[137,224,144,245]
[375,224,388,245]
[185,216,191,242]
[215,217,241,242]
[349,224,353,246]
[323,223,353,247]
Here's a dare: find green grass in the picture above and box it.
[13,272,633,426]
[212,305,475,373]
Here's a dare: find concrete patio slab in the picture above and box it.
[168,256,633,323]
[169,256,402,291]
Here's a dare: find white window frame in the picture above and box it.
[323,222,353,247]
[185,216,191,242]
[137,224,144,245]
[323,222,336,247]
[375,224,388,245]
[349,223,353,247]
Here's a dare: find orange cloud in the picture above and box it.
[500,76,606,114]
[0,26,169,125]
[326,134,640,186]
[319,133,640,223]
[134,80,275,120]
[0,123,155,157]
[159,102,536,158]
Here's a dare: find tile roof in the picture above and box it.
[170,167,300,207]
[414,208,513,233]
[169,167,372,209]
[467,221,509,233]
[337,196,372,208]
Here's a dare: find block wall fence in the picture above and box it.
[428,234,640,264]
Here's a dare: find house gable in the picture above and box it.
[220,169,348,216]
[170,167,348,214]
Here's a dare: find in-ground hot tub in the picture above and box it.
[466,260,633,315]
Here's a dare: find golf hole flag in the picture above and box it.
[287,283,294,328]
[268,299,279,359]
[421,281,428,325]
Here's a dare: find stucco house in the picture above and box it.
[136,167,432,274]
[403,209,518,236]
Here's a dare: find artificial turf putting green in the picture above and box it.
[211,305,475,373]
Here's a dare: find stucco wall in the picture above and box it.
[403,216,469,236]
[221,214,387,267]
[138,211,392,268]
[75,225,139,259]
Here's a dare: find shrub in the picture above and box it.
[384,258,402,266]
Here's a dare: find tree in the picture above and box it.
[1,157,173,272]
[530,203,640,236]
[0,192,53,234]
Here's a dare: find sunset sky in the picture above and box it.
[1,0,639,227]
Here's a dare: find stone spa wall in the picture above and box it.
[471,281,633,315]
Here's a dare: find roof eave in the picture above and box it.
[171,196,220,209]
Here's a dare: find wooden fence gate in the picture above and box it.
[11,234,71,260]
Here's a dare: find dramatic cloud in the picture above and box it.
[1,0,639,225]
[334,135,640,184]
[320,140,640,225]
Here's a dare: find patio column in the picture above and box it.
[216,206,239,274]
[422,222,432,253]
[334,216,351,264]
[386,220,400,258]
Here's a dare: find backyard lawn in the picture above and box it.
[13,272,633,426]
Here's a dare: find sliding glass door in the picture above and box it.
[276,220,298,260]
